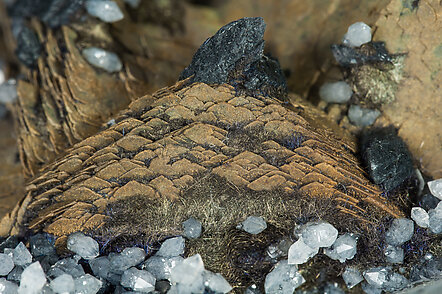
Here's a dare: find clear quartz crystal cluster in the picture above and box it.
[0,217,234,293]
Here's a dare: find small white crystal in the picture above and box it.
[239,216,267,234]
[385,218,414,246]
[50,274,75,294]
[343,22,372,47]
[18,262,46,294]
[121,267,156,293]
[0,253,14,276]
[67,232,99,260]
[170,254,205,293]
[363,267,408,291]
[325,233,357,263]
[109,247,146,274]
[384,245,404,264]
[0,278,18,294]
[144,256,183,280]
[319,81,353,103]
[85,0,124,23]
[0,79,18,103]
[203,271,232,294]
[157,237,185,257]
[428,202,442,234]
[264,260,305,294]
[89,256,110,280]
[301,222,338,248]
[47,258,85,278]
[411,207,430,228]
[428,179,442,200]
[287,238,318,265]
[342,267,363,289]
[74,274,102,294]
[183,217,202,239]
[82,47,123,73]
[13,242,32,267]
[348,105,381,127]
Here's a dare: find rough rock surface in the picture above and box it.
[374,0,442,178]
[0,80,405,290]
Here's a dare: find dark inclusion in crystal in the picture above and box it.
[360,127,414,192]
[179,17,288,100]
[8,0,84,28]
[331,42,393,68]
[15,27,42,68]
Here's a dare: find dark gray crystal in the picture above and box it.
[331,42,392,67]
[0,236,19,253]
[360,127,414,191]
[15,27,41,68]
[179,17,287,100]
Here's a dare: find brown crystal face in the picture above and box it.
[0,81,405,289]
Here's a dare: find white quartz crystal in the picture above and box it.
[384,245,404,264]
[301,222,338,248]
[287,238,319,265]
[325,233,357,263]
[428,179,442,200]
[50,274,75,294]
[411,207,430,228]
[0,79,18,103]
[183,217,202,239]
[343,22,372,47]
[385,218,414,246]
[85,0,124,23]
[319,81,353,103]
[0,278,18,294]
[342,267,363,289]
[67,232,99,260]
[0,253,14,276]
[120,267,156,293]
[18,262,46,294]
[156,236,185,257]
[89,256,110,280]
[363,267,409,291]
[348,105,381,127]
[428,201,442,234]
[13,242,32,267]
[170,254,205,293]
[203,271,232,294]
[239,216,267,234]
[82,47,123,73]
[144,256,183,280]
[264,260,305,294]
[74,274,102,294]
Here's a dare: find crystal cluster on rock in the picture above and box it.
[363,266,409,292]
[428,201,442,234]
[384,244,404,264]
[120,267,156,292]
[288,221,338,265]
[428,179,442,200]
[342,267,363,289]
[343,22,372,48]
[324,233,358,263]
[264,260,305,293]
[67,232,99,260]
[411,207,430,228]
[385,218,414,246]
[85,0,124,23]
[319,81,353,103]
[82,47,123,73]
[182,217,202,239]
[348,105,380,127]
[238,216,267,234]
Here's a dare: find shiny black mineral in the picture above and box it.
[179,17,287,100]
[360,127,414,192]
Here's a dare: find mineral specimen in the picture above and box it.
[348,105,380,127]
[319,81,353,103]
[342,22,372,48]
